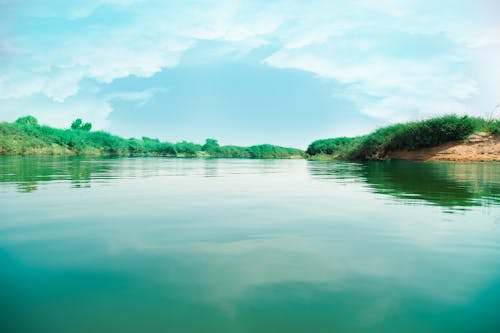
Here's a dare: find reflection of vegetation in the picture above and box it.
[0,156,114,192]
[308,160,500,208]
[16,182,38,193]
[0,117,303,159]
[362,161,500,208]
[307,115,499,161]
[203,159,219,178]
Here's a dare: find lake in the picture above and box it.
[0,156,499,333]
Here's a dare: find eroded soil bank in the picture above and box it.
[388,133,500,162]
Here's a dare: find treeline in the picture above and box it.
[307,115,500,161]
[0,116,303,158]
[3,114,496,161]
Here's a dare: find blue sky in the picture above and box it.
[1,0,499,147]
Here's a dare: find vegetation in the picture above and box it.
[0,116,303,158]
[71,118,92,132]
[201,139,304,158]
[486,119,500,134]
[307,115,499,161]
[2,114,496,161]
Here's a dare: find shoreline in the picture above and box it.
[2,116,499,162]
[0,153,305,160]
[387,134,500,162]
[2,139,498,163]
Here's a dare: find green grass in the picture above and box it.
[3,114,496,161]
[307,115,498,161]
[0,117,304,159]
[486,119,500,134]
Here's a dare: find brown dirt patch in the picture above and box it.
[387,133,500,162]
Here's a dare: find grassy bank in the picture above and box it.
[0,116,303,159]
[307,115,500,161]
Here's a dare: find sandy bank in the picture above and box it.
[388,132,500,162]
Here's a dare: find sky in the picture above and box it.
[0,0,499,148]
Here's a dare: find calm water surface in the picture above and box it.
[1,156,499,333]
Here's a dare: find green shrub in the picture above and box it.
[307,115,485,161]
[15,116,39,126]
[306,137,360,156]
[71,118,92,131]
[71,119,83,130]
[202,138,220,154]
[1,116,304,158]
[486,120,500,134]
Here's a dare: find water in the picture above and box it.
[0,156,499,333]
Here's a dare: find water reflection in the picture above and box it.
[1,157,499,333]
[1,156,499,210]
[308,160,500,209]
[0,156,115,192]
[203,159,219,178]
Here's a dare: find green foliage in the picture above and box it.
[81,123,92,132]
[218,145,251,158]
[174,141,202,156]
[307,115,491,161]
[247,144,303,158]
[306,137,360,157]
[485,120,500,134]
[71,119,83,130]
[202,138,220,153]
[15,116,39,126]
[0,116,303,158]
[71,118,92,131]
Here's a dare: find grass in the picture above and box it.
[3,114,497,161]
[0,116,304,159]
[307,115,499,161]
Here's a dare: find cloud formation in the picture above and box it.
[0,0,498,132]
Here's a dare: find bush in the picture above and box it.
[202,138,220,153]
[1,116,304,158]
[308,115,484,161]
[71,119,83,130]
[486,120,500,134]
[15,116,39,126]
[306,137,360,156]
[71,118,92,132]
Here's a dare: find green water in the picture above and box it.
[0,156,499,333]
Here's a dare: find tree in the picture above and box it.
[71,118,92,131]
[15,115,38,126]
[81,123,92,132]
[71,119,83,130]
[175,141,202,155]
[202,138,219,152]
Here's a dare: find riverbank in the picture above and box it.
[388,133,500,162]
[2,115,499,162]
[307,115,500,162]
[0,116,303,159]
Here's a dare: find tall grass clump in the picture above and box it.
[485,119,500,134]
[307,115,487,161]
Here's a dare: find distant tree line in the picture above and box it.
[3,114,498,161]
[0,116,303,158]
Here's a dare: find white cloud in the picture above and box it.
[0,0,287,103]
[260,0,497,122]
[266,43,481,121]
[105,87,166,106]
[1,0,498,126]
